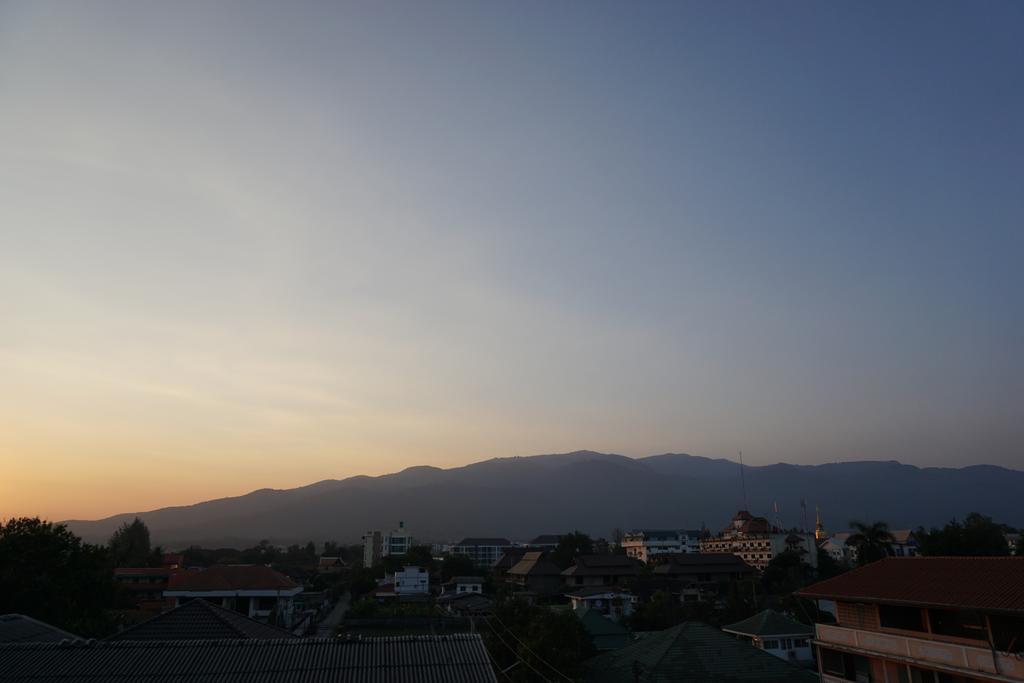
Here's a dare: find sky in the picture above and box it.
[1,1,1022,521]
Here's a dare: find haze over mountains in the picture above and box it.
[63,451,1024,548]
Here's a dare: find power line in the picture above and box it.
[488,613,574,683]
[482,616,553,683]
[479,635,514,682]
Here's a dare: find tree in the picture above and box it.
[0,517,118,637]
[816,547,845,580]
[483,599,594,682]
[440,553,476,582]
[917,513,1011,556]
[761,550,813,595]
[847,520,894,565]
[552,531,593,569]
[108,517,152,567]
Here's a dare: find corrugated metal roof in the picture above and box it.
[796,556,1024,614]
[721,609,813,637]
[0,615,79,644]
[0,634,498,682]
[106,599,297,641]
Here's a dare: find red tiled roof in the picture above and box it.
[796,557,1024,614]
[166,565,298,592]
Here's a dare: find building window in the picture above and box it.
[762,639,780,649]
[879,605,925,632]
[929,609,987,641]
[820,647,871,682]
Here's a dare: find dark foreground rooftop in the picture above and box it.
[0,634,497,683]
[106,599,297,641]
[0,615,79,644]
[584,621,818,682]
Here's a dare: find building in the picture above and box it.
[113,567,175,611]
[526,534,564,550]
[721,609,814,662]
[452,538,515,568]
[107,599,296,641]
[392,566,429,595]
[112,553,187,611]
[651,552,755,601]
[0,615,79,644]
[507,551,564,597]
[317,556,348,574]
[565,587,635,620]
[796,556,1024,682]
[889,529,919,557]
[163,565,302,625]
[361,522,413,567]
[491,548,527,577]
[0,634,499,682]
[699,510,818,571]
[819,536,852,564]
[562,555,643,588]
[620,529,702,562]
[442,576,484,596]
[583,622,818,682]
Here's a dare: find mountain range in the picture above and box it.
[63,451,1024,549]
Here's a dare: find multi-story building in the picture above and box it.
[361,521,413,567]
[113,553,187,611]
[621,529,702,562]
[392,566,429,595]
[561,555,643,588]
[797,557,1024,682]
[699,510,818,571]
[452,538,515,568]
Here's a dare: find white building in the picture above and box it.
[393,566,429,595]
[362,521,413,567]
[442,576,484,596]
[700,511,819,571]
[621,529,701,562]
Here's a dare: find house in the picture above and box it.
[113,567,175,611]
[0,615,79,644]
[507,551,563,597]
[721,609,814,662]
[562,555,643,588]
[361,521,412,567]
[583,622,818,682]
[452,538,515,568]
[526,534,563,550]
[889,528,919,556]
[796,556,1024,682]
[392,566,429,595]
[651,552,755,600]
[491,548,527,577]
[442,576,484,596]
[317,556,348,574]
[107,599,296,641]
[564,586,634,620]
[620,529,701,562]
[0,634,499,682]
[819,536,851,564]
[163,565,302,625]
[699,510,818,571]
[438,593,495,617]
[574,606,633,651]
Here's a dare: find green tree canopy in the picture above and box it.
[552,530,593,569]
[0,517,117,637]
[847,520,894,565]
[484,599,594,682]
[917,513,1012,556]
[108,517,152,567]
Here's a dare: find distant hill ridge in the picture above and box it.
[62,451,1024,548]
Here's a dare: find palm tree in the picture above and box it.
[847,520,894,566]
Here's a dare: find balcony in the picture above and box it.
[815,623,1024,681]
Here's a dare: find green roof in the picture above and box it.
[584,622,818,682]
[720,609,813,638]
[574,607,632,651]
